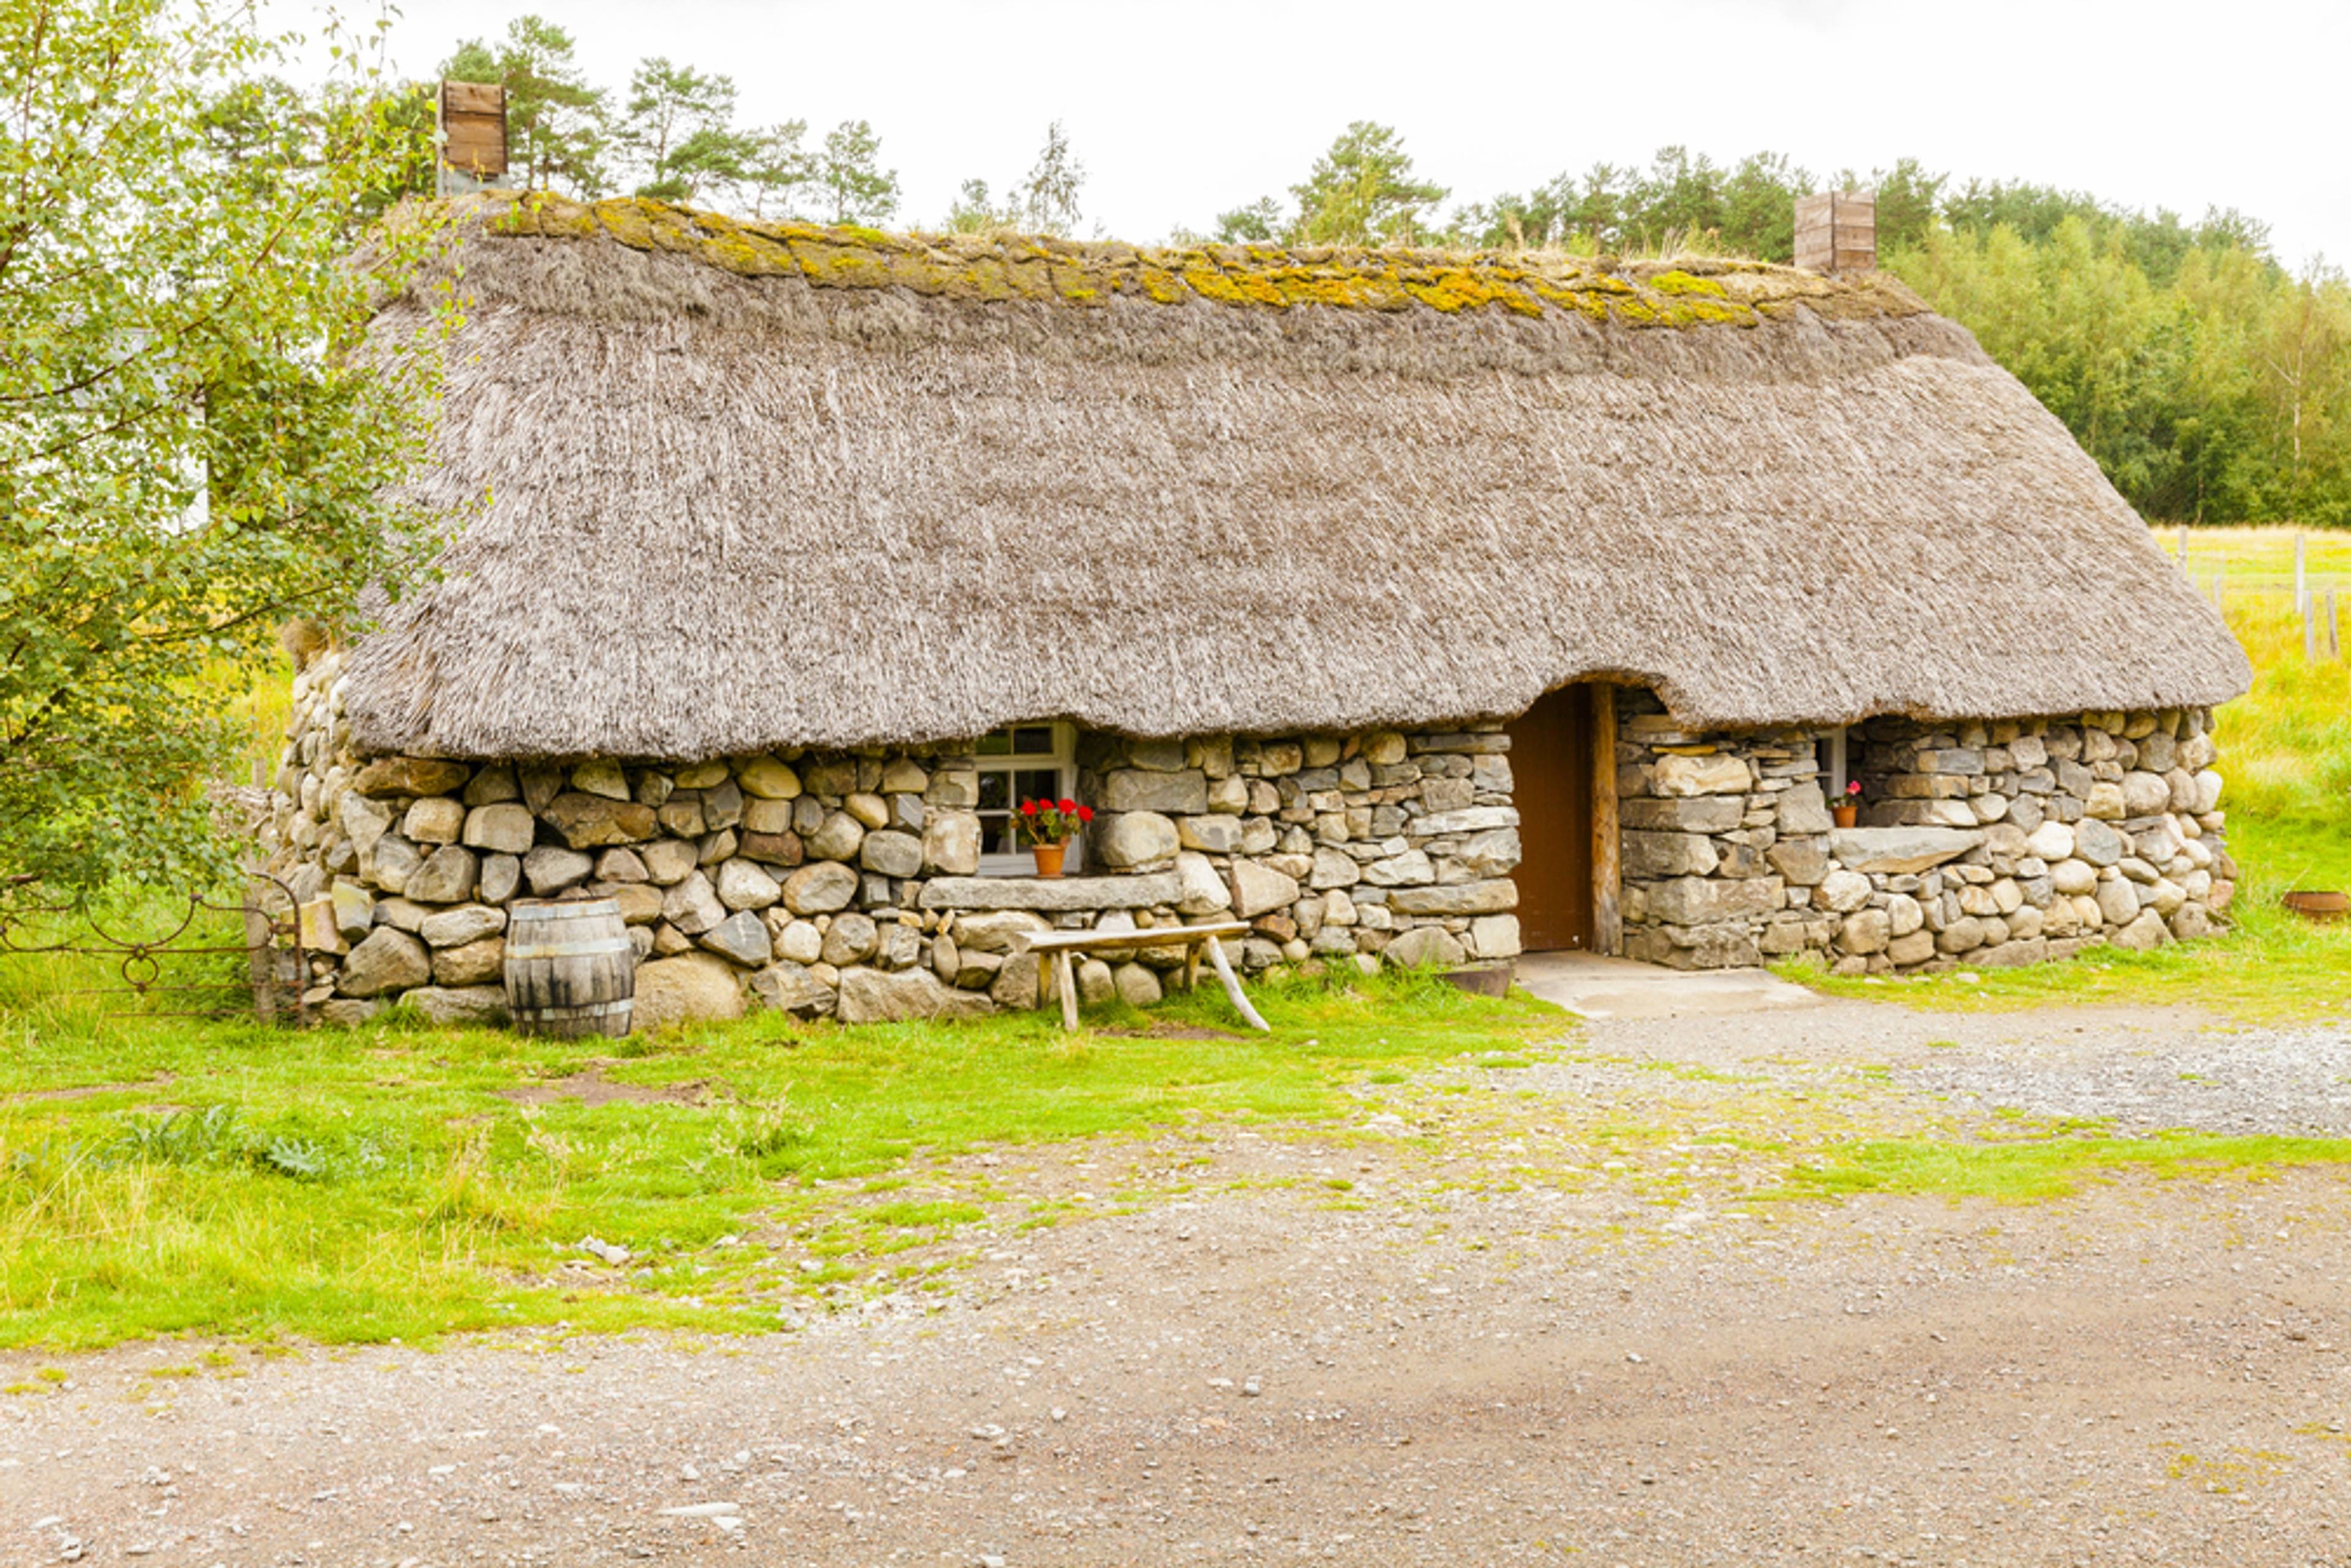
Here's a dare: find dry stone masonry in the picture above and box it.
[263,645,2233,1023]
[1616,691,2233,973]
[261,650,1524,1027]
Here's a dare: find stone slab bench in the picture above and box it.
[1014,920,1267,1033]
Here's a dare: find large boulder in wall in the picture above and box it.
[631,952,746,1031]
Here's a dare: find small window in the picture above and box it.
[975,722,1081,876]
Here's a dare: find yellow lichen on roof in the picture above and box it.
[473,192,1925,329]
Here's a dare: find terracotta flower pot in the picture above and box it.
[1831,804,1860,829]
[2282,890,2347,922]
[1032,842,1068,879]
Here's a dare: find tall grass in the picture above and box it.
[204,653,294,789]
[2197,546,2351,888]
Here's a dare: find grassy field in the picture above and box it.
[1789,525,2351,1019]
[0,970,1565,1349]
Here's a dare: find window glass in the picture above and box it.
[980,766,1068,855]
[972,723,1081,871]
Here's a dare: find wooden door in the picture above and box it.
[1507,684,1596,951]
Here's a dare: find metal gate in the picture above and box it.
[0,871,309,1024]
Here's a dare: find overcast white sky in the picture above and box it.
[280,0,2350,265]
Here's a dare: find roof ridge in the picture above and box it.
[451,192,1929,328]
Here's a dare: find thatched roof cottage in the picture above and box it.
[261,193,2251,1027]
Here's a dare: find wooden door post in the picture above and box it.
[1590,683,1622,957]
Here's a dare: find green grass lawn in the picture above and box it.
[1766,1130,2351,1204]
[0,970,1563,1350]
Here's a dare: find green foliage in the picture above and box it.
[1290,121,1447,246]
[1833,156,1945,252]
[619,56,735,203]
[194,74,313,184]
[725,121,816,220]
[0,0,454,895]
[1210,195,1284,244]
[424,32,869,223]
[1014,121,1084,238]
[817,119,899,226]
[1890,224,2351,524]
[93,1104,384,1181]
[193,70,436,225]
[940,123,1085,237]
[942,178,1013,235]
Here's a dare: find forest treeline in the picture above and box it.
[216,15,2351,527]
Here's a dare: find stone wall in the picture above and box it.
[260,650,1523,1028]
[1067,729,1523,973]
[1616,691,2233,973]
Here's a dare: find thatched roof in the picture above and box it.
[346,193,2250,760]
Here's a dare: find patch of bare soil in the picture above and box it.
[497,1065,710,1108]
[5,1073,174,1103]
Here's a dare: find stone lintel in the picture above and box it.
[1829,826,1983,876]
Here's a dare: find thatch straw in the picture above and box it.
[346,196,2251,760]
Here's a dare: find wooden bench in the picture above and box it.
[1015,920,1267,1033]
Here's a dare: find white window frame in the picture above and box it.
[1826,726,1850,798]
[975,721,1082,877]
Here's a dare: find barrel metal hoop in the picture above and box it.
[507,942,633,955]
[516,998,632,1020]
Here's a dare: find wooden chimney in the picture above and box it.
[437,80,508,192]
[1794,190,1876,274]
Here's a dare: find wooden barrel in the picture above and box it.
[503,898,636,1037]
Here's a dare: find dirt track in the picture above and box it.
[9,999,2351,1566]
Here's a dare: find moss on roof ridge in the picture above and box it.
[464,192,1925,329]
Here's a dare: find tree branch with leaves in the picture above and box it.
[0,0,457,894]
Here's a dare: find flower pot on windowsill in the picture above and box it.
[1032,842,1068,879]
[1831,804,1860,829]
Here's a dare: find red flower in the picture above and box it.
[1059,798,1076,812]
[1845,779,1862,798]
[1077,805,1094,822]
[1022,799,1040,814]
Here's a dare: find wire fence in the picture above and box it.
[2166,527,2350,662]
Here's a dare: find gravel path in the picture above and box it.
[1897,1024,2351,1137]
[9,998,2351,1566]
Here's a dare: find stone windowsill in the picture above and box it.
[1828,825,1984,876]
[918,871,1183,912]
